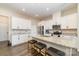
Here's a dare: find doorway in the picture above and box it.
[0,15,9,47]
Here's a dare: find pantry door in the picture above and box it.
[0,15,9,41]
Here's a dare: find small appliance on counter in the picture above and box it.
[52,25,62,37]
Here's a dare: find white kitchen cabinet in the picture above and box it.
[21,20,31,29]
[12,35,20,46]
[61,13,77,29]
[20,34,28,42]
[12,34,29,46]
[52,12,77,29]
[12,16,31,29]
[11,16,31,46]
[12,17,20,29]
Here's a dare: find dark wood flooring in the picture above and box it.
[0,42,31,56]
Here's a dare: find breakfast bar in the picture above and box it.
[32,36,78,56]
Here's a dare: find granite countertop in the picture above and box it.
[32,35,77,49]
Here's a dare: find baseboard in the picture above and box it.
[0,40,9,47]
[12,42,28,47]
[0,40,8,43]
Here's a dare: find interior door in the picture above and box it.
[0,15,9,41]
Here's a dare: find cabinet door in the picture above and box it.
[24,34,28,42]
[61,18,67,29]
[12,17,21,29]
[24,20,31,29]
[18,18,24,29]
[61,13,77,29]
[20,34,28,43]
[12,34,28,46]
[12,16,26,29]
[12,35,20,46]
[12,16,32,29]
[22,20,28,29]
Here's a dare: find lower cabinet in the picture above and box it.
[20,34,28,43]
[12,34,28,46]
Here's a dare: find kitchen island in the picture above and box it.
[32,35,78,56]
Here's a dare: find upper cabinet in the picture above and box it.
[52,11,61,25]
[61,4,77,29]
[61,13,77,29]
[11,16,31,29]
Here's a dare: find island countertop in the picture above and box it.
[32,35,77,49]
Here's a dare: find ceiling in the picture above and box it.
[0,3,76,20]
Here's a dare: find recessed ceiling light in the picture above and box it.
[35,14,39,17]
[46,8,50,11]
[22,8,25,11]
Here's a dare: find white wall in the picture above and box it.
[0,23,8,41]
[31,19,40,36]
[77,4,79,50]
[0,16,9,41]
[77,4,79,37]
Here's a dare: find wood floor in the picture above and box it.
[0,43,31,56]
[1,41,79,56]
